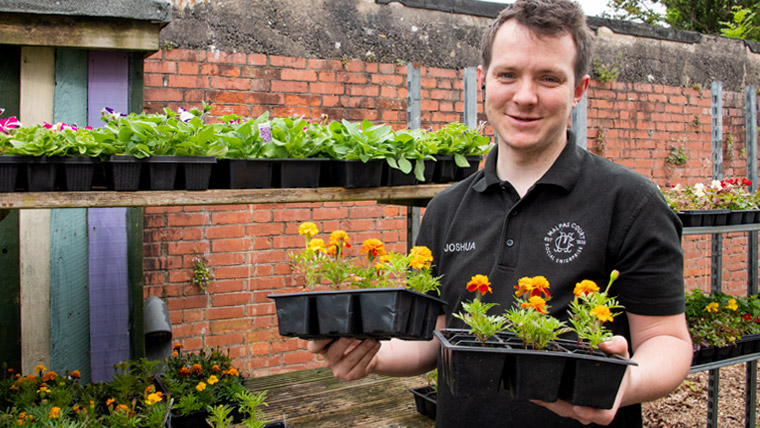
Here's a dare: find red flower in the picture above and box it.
[743,178,752,187]
[743,313,753,321]
[466,274,492,295]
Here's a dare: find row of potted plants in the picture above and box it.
[686,289,760,365]
[269,223,446,341]
[0,347,284,428]
[0,105,492,192]
[661,178,760,226]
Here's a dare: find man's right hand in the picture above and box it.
[307,337,382,381]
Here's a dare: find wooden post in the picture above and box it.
[19,210,51,375]
[571,92,588,149]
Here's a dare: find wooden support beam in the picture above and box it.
[0,13,160,52]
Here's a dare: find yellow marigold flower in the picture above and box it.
[34,364,46,374]
[408,246,433,269]
[329,230,351,248]
[145,392,164,406]
[573,280,599,297]
[207,375,219,385]
[727,298,738,311]
[49,407,60,419]
[106,398,116,406]
[590,305,614,322]
[42,371,58,382]
[521,296,548,314]
[360,238,386,259]
[308,238,326,252]
[705,302,719,313]
[37,386,50,395]
[298,222,319,239]
[466,274,492,294]
[196,381,207,392]
[9,384,17,391]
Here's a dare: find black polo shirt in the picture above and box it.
[417,131,685,427]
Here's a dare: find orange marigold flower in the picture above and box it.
[408,246,433,270]
[42,371,58,382]
[49,407,60,419]
[115,404,130,414]
[360,239,386,260]
[106,398,116,406]
[191,363,203,374]
[24,375,35,382]
[211,364,221,372]
[520,296,548,314]
[196,381,207,392]
[573,280,600,297]
[515,276,551,299]
[70,370,81,380]
[590,305,614,322]
[178,367,191,377]
[144,385,156,396]
[173,351,179,357]
[466,274,492,294]
[173,343,183,351]
[224,367,240,377]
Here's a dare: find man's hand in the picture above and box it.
[532,335,630,426]
[307,338,381,381]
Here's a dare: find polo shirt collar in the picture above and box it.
[473,130,582,194]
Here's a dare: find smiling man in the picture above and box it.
[309,1,692,426]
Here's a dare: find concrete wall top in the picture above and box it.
[158,0,760,91]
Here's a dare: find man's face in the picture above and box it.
[477,20,589,156]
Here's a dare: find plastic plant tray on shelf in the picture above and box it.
[268,288,446,341]
[434,328,637,410]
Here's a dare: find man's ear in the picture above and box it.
[572,74,591,107]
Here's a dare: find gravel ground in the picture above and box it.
[643,363,760,427]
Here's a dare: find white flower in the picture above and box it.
[178,108,194,123]
[710,180,723,190]
[693,183,706,197]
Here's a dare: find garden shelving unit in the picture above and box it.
[684,221,760,428]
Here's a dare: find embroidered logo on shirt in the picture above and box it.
[543,222,586,264]
[443,241,476,253]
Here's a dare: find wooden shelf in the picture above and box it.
[0,184,451,209]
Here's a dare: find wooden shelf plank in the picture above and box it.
[0,184,451,209]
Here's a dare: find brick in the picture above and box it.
[168,75,207,88]
[206,224,246,239]
[167,213,207,227]
[271,80,308,93]
[208,51,247,64]
[284,351,317,365]
[210,77,250,90]
[212,238,252,253]
[212,292,252,307]
[205,333,245,348]
[311,82,345,95]
[281,68,317,81]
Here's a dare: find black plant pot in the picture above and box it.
[210,158,274,189]
[23,156,58,191]
[743,209,760,224]
[454,156,481,181]
[431,155,456,183]
[435,329,636,409]
[53,156,97,191]
[268,289,446,340]
[176,156,217,190]
[330,159,384,188]
[409,385,437,420]
[382,163,417,187]
[141,155,180,190]
[168,410,210,428]
[104,155,142,191]
[275,158,329,188]
[0,155,27,192]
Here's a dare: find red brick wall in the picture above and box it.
[143,48,758,376]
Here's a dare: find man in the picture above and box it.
[308,0,692,426]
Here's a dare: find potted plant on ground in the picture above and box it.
[269,222,446,341]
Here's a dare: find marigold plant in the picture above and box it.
[453,275,508,345]
[504,275,570,350]
[568,270,624,350]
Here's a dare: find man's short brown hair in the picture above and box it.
[480,0,596,84]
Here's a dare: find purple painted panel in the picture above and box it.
[88,208,130,383]
[87,51,128,127]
